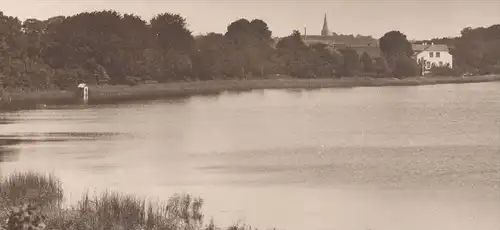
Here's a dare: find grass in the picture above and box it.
[2,74,500,111]
[0,172,260,230]
[0,172,63,207]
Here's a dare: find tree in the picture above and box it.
[276,30,305,51]
[150,13,194,53]
[379,31,413,65]
[0,10,498,93]
[360,52,374,72]
[22,19,47,60]
[0,11,29,89]
[374,57,390,77]
[274,30,314,78]
[454,25,500,74]
[392,56,419,78]
[308,43,342,78]
[249,19,273,45]
[223,18,274,78]
[338,48,360,77]
[191,33,229,80]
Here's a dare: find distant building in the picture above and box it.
[300,14,380,57]
[412,43,453,74]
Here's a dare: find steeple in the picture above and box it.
[321,13,330,36]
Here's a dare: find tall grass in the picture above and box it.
[49,192,204,230]
[0,172,63,208]
[0,172,63,229]
[1,172,248,230]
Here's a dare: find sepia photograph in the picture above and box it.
[1,0,499,229]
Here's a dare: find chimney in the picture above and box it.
[304,26,307,37]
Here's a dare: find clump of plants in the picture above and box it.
[2,204,47,230]
[0,172,262,230]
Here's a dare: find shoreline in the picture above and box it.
[2,75,500,111]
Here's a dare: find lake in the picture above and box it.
[1,82,499,230]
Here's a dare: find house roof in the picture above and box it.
[302,35,333,40]
[412,44,449,52]
[302,35,378,46]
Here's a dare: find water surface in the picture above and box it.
[1,82,499,230]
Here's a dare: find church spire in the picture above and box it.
[321,13,330,36]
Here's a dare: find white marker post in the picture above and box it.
[77,83,89,104]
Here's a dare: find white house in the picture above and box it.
[412,43,453,74]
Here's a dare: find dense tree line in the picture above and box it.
[0,10,499,91]
[414,24,500,75]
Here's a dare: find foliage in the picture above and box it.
[379,31,413,69]
[2,204,47,230]
[414,25,500,75]
[392,56,420,78]
[360,52,374,73]
[338,48,360,77]
[0,10,497,91]
[430,66,462,77]
[0,172,259,230]
[373,57,390,77]
[0,172,63,208]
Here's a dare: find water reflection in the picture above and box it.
[0,132,124,142]
[0,131,127,162]
[1,82,499,230]
[0,119,13,125]
[0,114,14,124]
[0,147,19,162]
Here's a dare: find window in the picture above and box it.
[426,61,431,69]
[429,52,434,58]
[436,52,440,57]
[439,61,443,66]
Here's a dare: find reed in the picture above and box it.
[0,172,253,230]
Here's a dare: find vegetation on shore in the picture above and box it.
[0,10,499,97]
[0,74,499,111]
[0,172,258,230]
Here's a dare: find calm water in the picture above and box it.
[1,82,499,230]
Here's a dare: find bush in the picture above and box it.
[392,56,419,78]
[430,66,462,77]
[373,57,390,77]
[2,204,48,230]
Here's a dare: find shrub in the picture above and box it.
[3,204,47,230]
[373,57,390,77]
[430,66,462,77]
[392,56,419,78]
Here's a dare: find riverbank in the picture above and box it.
[2,75,500,110]
[0,172,251,230]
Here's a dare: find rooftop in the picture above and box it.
[412,44,449,52]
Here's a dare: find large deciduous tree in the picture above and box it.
[379,31,413,60]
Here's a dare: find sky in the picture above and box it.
[2,0,500,40]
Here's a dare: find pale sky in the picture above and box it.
[2,0,499,40]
